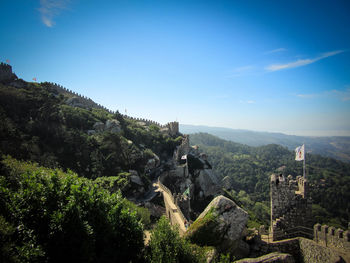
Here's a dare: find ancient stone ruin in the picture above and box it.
[270,174,313,241]
[0,63,17,83]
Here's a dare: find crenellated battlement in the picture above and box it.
[0,63,17,83]
[314,224,350,253]
[0,62,12,70]
[270,174,313,241]
[40,82,179,135]
[42,81,118,114]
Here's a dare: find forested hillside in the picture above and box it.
[190,133,350,228]
[181,124,350,163]
[0,82,182,194]
[0,78,220,262]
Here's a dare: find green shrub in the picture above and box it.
[0,157,144,263]
[147,216,205,263]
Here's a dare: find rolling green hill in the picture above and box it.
[181,124,350,163]
[190,132,350,228]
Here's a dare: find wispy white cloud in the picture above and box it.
[296,87,350,102]
[264,48,287,54]
[38,0,70,27]
[265,50,344,72]
[297,93,318,99]
[228,65,255,78]
[330,87,350,101]
[239,100,255,104]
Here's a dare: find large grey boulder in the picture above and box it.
[195,169,221,197]
[186,195,249,257]
[234,252,295,263]
[105,119,121,133]
[145,153,160,171]
[129,170,144,186]
[66,97,86,108]
[93,121,105,131]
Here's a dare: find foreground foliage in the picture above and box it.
[0,157,144,263]
[147,216,206,263]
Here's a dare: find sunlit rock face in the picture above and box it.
[186,195,249,258]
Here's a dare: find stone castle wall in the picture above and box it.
[42,82,179,134]
[173,135,190,164]
[0,63,17,83]
[258,237,346,263]
[270,174,313,241]
[314,224,350,253]
[158,177,188,230]
[43,82,115,113]
[0,63,179,134]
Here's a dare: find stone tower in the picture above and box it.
[0,63,17,83]
[270,174,313,241]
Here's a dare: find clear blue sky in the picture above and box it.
[1,0,350,136]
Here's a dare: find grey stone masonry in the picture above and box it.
[314,224,350,253]
[0,63,17,83]
[270,174,313,241]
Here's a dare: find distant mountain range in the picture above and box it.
[180,124,350,163]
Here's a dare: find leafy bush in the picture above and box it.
[0,157,144,263]
[147,216,205,263]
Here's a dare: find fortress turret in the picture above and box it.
[270,174,313,241]
[0,63,17,83]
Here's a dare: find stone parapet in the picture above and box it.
[40,82,179,135]
[314,224,350,253]
[0,63,17,83]
[270,174,312,241]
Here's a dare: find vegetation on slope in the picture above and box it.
[0,82,181,190]
[190,133,350,228]
[0,157,227,262]
[0,156,144,263]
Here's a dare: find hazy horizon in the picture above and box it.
[180,123,350,137]
[1,0,349,137]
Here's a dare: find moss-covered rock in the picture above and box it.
[186,195,249,257]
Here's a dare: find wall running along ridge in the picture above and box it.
[41,82,179,135]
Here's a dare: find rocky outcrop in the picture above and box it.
[145,153,160,172]
[89,120,121,134]
[186,195,249,258]
[144,202,166,218]
[105,119,121,133]
[66,96,88,108]
[129,170,144,186]
[196,169,221,197]
[93,121,105,131]
[234,252,295,263]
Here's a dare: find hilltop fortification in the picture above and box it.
[0,63,17,83]
[0,63,179,136]
[270,174,313,241]
[41,82,179,135]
